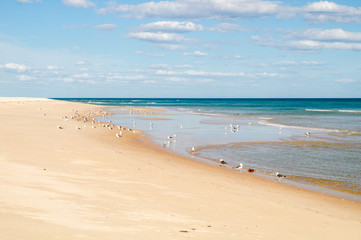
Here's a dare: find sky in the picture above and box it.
[0,0,360,98]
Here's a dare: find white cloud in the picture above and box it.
[97,0,361,24]
[287,29,361,42]
[137,21,203,32]
[250,72,284,78]
[73,73,90,78]
[4,63,29,72]
[17,75,35,81]
[75,61,86,65]
[252,34,361,51]
[127,32,191,43]
[155,69,245,77]
[47,65,63,70]
[63,77,74,83]
[166,77,189,82]
[302,1,361,23]
[97,0,280,19]
[272,60,324,66]
[157,44,186,51]
[183,51,208,56]
[185,70,245,77]
[17,0,41,3]
[62,0,95,8]
[174,64,194,69]
[148,64,172,69]
[93,24,117,31]
[208,23,248,33]
[288,40,361,50]
[110,75,144,81]
[135,51,165,57]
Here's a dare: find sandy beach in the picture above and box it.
[0,98,360,240]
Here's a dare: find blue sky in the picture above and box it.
[0,0,360,98]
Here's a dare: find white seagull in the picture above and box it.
[276,172,286,181]
[235,163,243,170]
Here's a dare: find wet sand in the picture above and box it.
[0,98,360,240]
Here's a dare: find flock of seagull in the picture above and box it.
[52,108,295,182]
[55,107,134,140]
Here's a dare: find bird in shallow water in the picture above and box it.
[276,172,286,181]
[235,163,243,171]
[219,159,227,164]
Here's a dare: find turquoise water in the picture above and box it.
[56,98,361,200]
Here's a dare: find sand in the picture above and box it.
[0,98,360,240]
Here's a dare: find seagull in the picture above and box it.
[191,147,195,152]
[57,126,63,129]
[235,163,243,170]
[116,133,121,138]
[276,172,286,181]
[306,132,311,136]
[219,159,227,164]
[75,126,80,130]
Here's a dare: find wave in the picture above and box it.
[258,120,341,132]
[305,109,333,112]
[338,110,361,113]
[87,101,107,104]
[306,109,361,114]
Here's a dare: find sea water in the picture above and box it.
[57,98,361,200]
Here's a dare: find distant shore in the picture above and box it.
[0,97,360,240]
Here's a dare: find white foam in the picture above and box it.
[305,108,333,112]
[338,110,361,113]
[258,120,340,132]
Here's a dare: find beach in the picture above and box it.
[0,98,360,240]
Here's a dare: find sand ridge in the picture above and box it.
[0,98,360,240]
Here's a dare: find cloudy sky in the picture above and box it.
[1,0,360,98]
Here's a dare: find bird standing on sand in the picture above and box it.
[219,159,227,164]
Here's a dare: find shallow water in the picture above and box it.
[59,98,361,201]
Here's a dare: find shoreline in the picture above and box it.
[1,98,360,239]
[104,105,361,201]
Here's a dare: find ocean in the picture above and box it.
[56,98,361,201]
